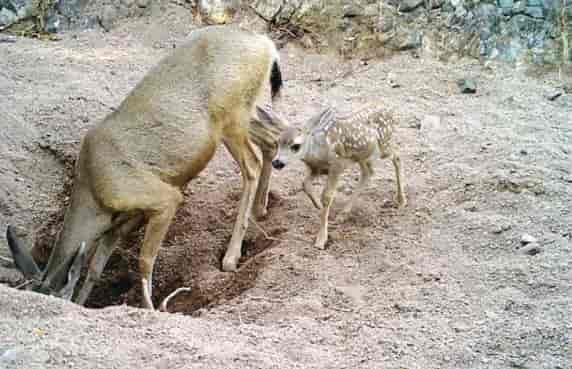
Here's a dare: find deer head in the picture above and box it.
[6,225,86,300]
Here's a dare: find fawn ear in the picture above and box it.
[308,107,335,131]
[255,104,276,123]
[6,225,42,279]
[58,242,86,300]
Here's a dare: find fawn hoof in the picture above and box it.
[222,254,240,272]
[314,235,328,250]
[252,206,268,220]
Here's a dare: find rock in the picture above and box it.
[250,0,314,23]
[520,234,537,245]
[512,0,526,13]
[387,72,400,88]
[519,242,542,255]
[363,4,381,17]
[399,0,424,12]
[342,4,364,17]
[525,6,544,18]
[428,0,445,8]
[408,118,422,129]
[0,7,18,28]
[545,89,563,101]
[457,79,477,94]
[0,35,17,43]
[0,0,35,28]
[420,115,441,129]
[450,321,471,332]
[492,224,512,234]
[136,0,150,7]
[396,30,423,51]
[98,5,118,31]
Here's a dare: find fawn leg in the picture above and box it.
[222,131,261,272]
[252,150,273,219]
[74,213,144,305]
[315,162,345,249]
[390,149,406,208]
[341,160,374,215]
[303,168,322,210]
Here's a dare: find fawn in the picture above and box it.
[272,104,406,249]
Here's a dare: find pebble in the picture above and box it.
[492,224,512,234]
[545,89,563,101]
[457,79,477,94]
[520,233,537,245]
[387,72,400,88]
[519,242,542,256]
[450,321,471,332]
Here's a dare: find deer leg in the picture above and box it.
[74,213,144,305]
[222,133,261,272]
[341,160,374,216]
[252,151,273,219]
[303,168,322,210]
[315,162,346,250]
[139,190,182,309]
[390,149,407,208]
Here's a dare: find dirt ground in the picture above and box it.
[1,7,571,369]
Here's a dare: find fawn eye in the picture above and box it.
[291,143,301,152]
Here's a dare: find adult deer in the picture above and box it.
[6,25,288,310]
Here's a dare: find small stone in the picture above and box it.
[492,224,512,234]
[342,4,364,17]
[520,234,537,245]
[512,0,526,13]
[525,6,543,18]
[545,89,563,101]
[396,30,422,51]
[498,0,514,7]
[399,0,425,12]
[98,5,119,31]
[408,119,422,129]
[457,79,477,94]
[420,115,441,131]
[387,72,400,88]
[300,34,314,49]
[519,242,542,256]
[450,321,471,332]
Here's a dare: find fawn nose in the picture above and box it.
[272,159,285,170]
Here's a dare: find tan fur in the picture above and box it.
[9,25,288,309]
[273,103,406,249]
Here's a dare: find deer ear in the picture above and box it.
[59,242,86,301]
[6,225,41,279]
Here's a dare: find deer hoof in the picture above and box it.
[222,254,240,272]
